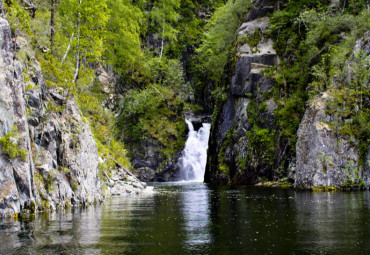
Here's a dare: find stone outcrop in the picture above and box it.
[205,0,285,185]
[132,138,182,182]
[105,168,146,196]
[294,32,370,189]
[295,95,361,188]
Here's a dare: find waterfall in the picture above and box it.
[178,119,211,182]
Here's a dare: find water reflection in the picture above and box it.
[0,206,102,254]
[207,187,298,254]
[181,183,211,252]
[98,184,187,255]
[0,185,370,254]
[294,191,370,254]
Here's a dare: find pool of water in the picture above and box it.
[1,183,370,254]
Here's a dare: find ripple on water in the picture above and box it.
[1,184,370,254]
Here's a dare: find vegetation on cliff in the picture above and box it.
[2,0,369,186]
[269,0,369,170]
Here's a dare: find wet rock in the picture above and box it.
[133,138,182,182]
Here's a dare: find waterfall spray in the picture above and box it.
[178,119,211,182]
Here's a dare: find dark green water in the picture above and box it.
[1,183,370,254]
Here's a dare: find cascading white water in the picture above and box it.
[178,119,211,182]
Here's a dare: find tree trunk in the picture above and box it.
[21,0,37,18]
[159,1,165,59]
[73,0,82,83]
[61,32,74,65]
[50,0,55,54]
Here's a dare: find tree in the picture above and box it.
[149,0,180,59]
[104,0,143,76]
[58,0,110,82]
[196,0,251,82]
[50,0,56,53]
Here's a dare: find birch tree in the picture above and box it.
[58,0,109,82]
[150,0,180,59]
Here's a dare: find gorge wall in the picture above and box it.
[205,0,370,189]
[0,5,145,218]
[205,0,285,185]
[295,32,370,189]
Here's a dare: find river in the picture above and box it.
[1,182,370,254]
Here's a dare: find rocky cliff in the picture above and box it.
[0,15,36,218]
[205,0,370,189]
[0,7,146,218]
[295,31,370,190]
[205,0,286,185]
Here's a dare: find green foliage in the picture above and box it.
[41,53,75,95]
[58,0,110,61]
[341,160,365,190]
[118,84,187,159]
[210,87,227,127]
[196,0,251,82]
[150,0,180,42]
[104,0,143,75]
[4,0,32,35]
[143,57,192,96]
[275,93,306,147]
[269,0,329,58]
[268,0,369,159]
[245,99,275,165]
[217,128,235,175]
[116,53,193,161]
[0,126,28,161]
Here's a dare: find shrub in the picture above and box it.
[0,126,28,161]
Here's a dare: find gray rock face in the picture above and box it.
[31,96,103,206]
[0,17,36,218]
[245,0,276,22]
[205,0,283,185]
[295,32,370,189]
[295,95,361,188]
